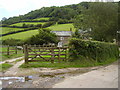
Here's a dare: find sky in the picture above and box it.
[0,0,119,20]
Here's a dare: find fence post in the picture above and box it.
[23,45,24,53]
[65,47,67,62]
[24,44,28,64]
[51,48,54,63]
[15,46,17,54]
[7,45,9,55]
[58,47,60,63]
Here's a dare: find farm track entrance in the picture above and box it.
[24,45,68,63]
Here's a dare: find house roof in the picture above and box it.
[51,31,72,36]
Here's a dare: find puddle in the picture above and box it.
[0,77,25,82]
[0,76,33,82]
[0,76,33,88]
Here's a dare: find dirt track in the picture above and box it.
[0,57,119,88]
[52,62,118,88]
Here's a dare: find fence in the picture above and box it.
[24,44,68,64]
[0,45,18,55]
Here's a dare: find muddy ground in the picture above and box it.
[0,57,118,88]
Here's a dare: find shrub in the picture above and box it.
[2,38,23,46]
[69,38,119,62]
[25,28,58,45]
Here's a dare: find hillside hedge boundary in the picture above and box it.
[0,27,38,37]
[69,38,119,62]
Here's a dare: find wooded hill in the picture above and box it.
[1,2,89,25]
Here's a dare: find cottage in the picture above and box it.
[51,31,72,45]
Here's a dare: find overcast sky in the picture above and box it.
[0,0,119,20]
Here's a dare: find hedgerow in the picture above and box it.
[69,38,119,63]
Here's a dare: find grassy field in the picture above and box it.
[33,17,50,21]
[2,23,75,40]
[10,22,46,27]
[1,29,39,40]
[47,23,76,32]
[1,27,25,34]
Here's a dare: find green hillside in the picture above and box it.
[2,23,75,40]
[2,29,39,40]
[47,23,75,31]
[2,2,89,25]
[1,2,88,40]
[1,27,25,34]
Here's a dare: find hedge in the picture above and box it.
[69,38,119,62]
[0,27,38,37]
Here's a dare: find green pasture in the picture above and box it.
[47,23,76,32]
[1,27,25,34]
[33,17,50,21]
[2,23,75,40]
[1,29,39,40]
[10,22,46,27]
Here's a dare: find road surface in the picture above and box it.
[53,63,118,88]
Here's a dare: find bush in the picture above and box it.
[69,38,119,62]
[25,28,58,45]
[2,38,24,46]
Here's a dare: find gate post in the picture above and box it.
[24,44,28,64]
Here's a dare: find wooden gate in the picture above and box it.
[24,44,68,64]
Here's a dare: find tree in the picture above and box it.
[25,28,58,45]
[74,2,118,42]
[2,17,7,21]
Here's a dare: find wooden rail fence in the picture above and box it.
[24,44,68,64]
[0,45,18,55]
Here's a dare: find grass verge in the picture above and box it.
[0,63,13,71]
[20,57,118,68]
[11,58,23,64]
[2,50,24,61]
